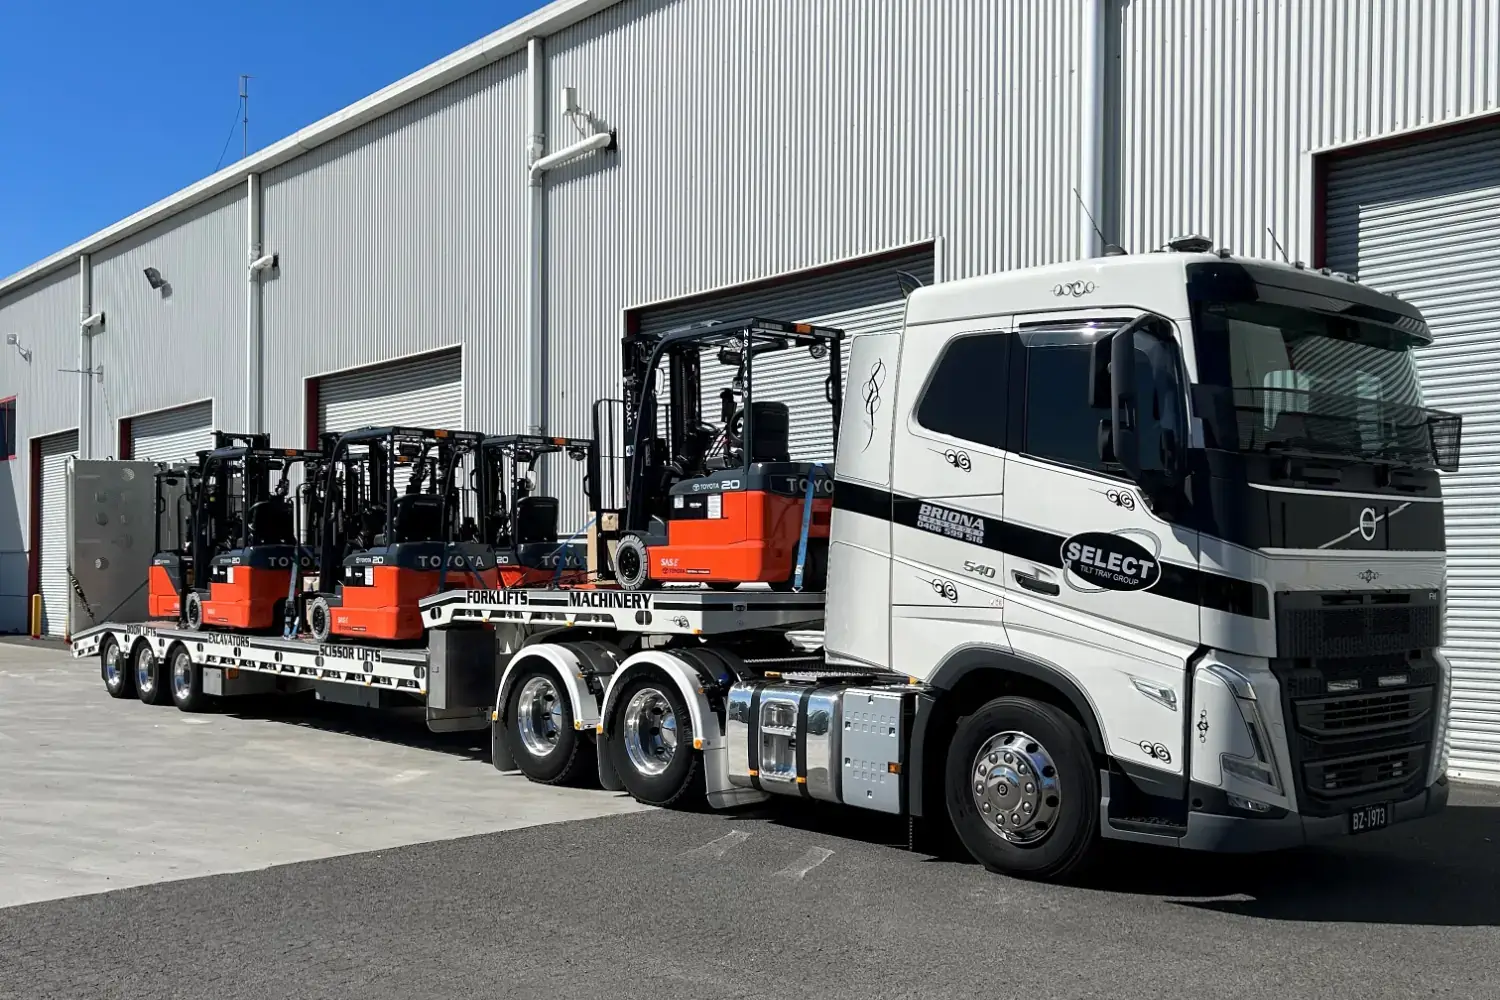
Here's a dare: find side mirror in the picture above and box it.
[1110,320,1187,513]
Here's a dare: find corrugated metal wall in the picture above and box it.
[1325,123,1500,781]
[0,268,80,570]
[1112,0,1500,265]
[261,52,529,451]
[90,188,246,451]
[539,0,1087,439]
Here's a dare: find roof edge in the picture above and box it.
[0,0,620,301]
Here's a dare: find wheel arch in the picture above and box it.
[909,645,1107,822]
[598,650,720,751]
[495,643,599,732]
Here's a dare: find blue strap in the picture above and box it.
[551,515,596,589]
[792,463,823,592]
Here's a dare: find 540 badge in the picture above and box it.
[1060,530,1161,593]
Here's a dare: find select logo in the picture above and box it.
[1061,532,1161,592]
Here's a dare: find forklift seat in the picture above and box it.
[246,499,295,546]
[391,494,445,543]
[514,496,559,545]
[749,401,791,463]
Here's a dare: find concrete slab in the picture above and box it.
[0,642,650,909]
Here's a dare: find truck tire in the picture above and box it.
[613,535,651,591]
[100,636,134,699]
[504,662,597,786]
[607,674,703,807]
[133,642,173,706]
[183,590,204,631]
[167,645,212,713]
[944,696,1099,881]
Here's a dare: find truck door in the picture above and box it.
[887,319,1012,676]
[1000,315,1199,777]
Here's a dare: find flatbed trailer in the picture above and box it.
[71,587,829,744]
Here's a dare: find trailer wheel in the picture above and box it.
[100,636,134,699]
[607,674,703,807]
[183,590,204,631]
[503,663,596,785]
[307,596,333,642]
[613,535,651,591]
[168,645,211,713]
[945,696,1099,881]
[133,642,172,706]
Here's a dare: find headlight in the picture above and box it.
[1205,662,1283,794]
[1428,650,1452,785]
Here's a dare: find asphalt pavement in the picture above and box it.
[2,782,1497,1000]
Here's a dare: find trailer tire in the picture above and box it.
[100,636,134,699]
[133,642,173,706]
[607,673,703,807]
[183,590,204,631]
[945,696,1099,881]
[504,662,596,786]
[307,596,333,642]
[613,535,651,591]
[167,645,211,713]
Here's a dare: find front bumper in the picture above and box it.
[1177,776,1449,853]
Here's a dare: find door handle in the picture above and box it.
[1012,569,1060,597]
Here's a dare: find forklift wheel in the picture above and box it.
[307,596,333,642]
[183,590,204,631]
[614,535,651,591]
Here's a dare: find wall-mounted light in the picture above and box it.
[250,252,279,274]
[143,267,166,290]
[82,311,105,331]
[5,333,31,362]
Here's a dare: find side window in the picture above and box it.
[914,333,1010,450]
[1023,345,1115,472]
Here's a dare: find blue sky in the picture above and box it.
[0,0,545,279]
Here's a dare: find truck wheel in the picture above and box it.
[945,696,1099,881]
[307,596,333,642]
[168,645,211,713]
[101,636,134,699]
[133,643,173,706]
[607,674,703,807]
[183,590,204,631]
[613,535,651,591]
[504,663,596,786]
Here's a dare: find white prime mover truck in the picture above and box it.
[74,241,1459,880]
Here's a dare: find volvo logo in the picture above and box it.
[1053,280,1097,298]
[1358,506,1379,542]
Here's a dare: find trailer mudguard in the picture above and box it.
[494,642,601,737]
[598,650,722,752]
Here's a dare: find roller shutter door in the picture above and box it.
[636,248,936,462]
[129,401,214,463]
[37,431,78,637]
[318,349,463,435]
[1325,124,1500,782]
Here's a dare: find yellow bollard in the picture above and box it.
[29,594,41,638]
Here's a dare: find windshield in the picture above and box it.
[1191,299,1460,471]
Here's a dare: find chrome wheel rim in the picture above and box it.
[516,676,564,758]
[171,654,193,702]
[971,730,1061,845]
[135,647,156,694]
[622,687,678,777]
[103,644,122,688]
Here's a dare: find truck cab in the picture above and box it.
[826,241,1458,865]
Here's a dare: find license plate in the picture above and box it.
[1349,801,1392,835]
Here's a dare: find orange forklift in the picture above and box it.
[150,433,324,633]
[305,426,486,643]
[147,462,202,620]
[595,317,843,591]
[477,433,592,588]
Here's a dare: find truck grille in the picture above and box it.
[1277,594,1440,659]
[1303,745,1424,797]
[1271,600,1439,817]
[1292,688,1433,737]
